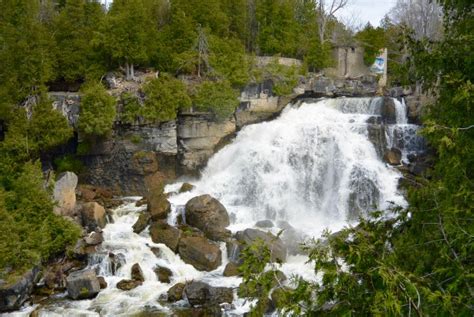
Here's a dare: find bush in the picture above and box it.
[118,92,141,124]
[0,161,81,278]
[265,59,301,96]
[78,82,116,136]
[54,155,84,174]
[142,74,191,122]
[193,80,239,120]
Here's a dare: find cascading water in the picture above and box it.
[24,97,424,316]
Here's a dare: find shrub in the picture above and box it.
[54,155,84,174]
[141,74,191,122]
[78,82,116,136]
[193,80,239,120]
[119,92,141,124]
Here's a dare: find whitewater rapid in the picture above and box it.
[18,97,422,316]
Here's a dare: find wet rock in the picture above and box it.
[150,221,182,252]
[66,269,100,300]
[185,195,230,241]
[226,239,244,265]
[135,198,147,207]
[179,182,195,193]
[53,172,78,216]
[81,202,106,231]
[132,213,151,234]
[0,266,40,312]
[131,263,144,282]
[167,283,185,302]
[184,281,233,307]
[116,279,142,291]
[72,239,97,260]
[255,220,274,228]
[84,231,104,245]
[149,246,161,258]
[109,252,126,275]
[154,266,173,283]
[384,148,402,165]
[97,276,107,289]
[235,229,287,262]
[223,263,240,277]
[178,235,222,271]
[147,191,171,221]
[381,97,397,124]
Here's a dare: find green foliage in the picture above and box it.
[78,82,116,136]
[263,60,302,96]
[193,80,239,120]
[0,161,81,277]
[355,23,387,66]
[2,95,73,160]
[142,74,191,122]
[54,155,84,174]
[118,92,142,124]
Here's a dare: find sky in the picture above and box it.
[335,0,399,28]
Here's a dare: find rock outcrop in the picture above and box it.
[53,172,78,216]
[185,195,230,241]
[66,269,100,300]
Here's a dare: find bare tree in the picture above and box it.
[389,0,443,40]
[317,0,350,43]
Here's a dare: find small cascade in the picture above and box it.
[34,97,424,316]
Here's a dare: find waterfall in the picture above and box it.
[33,97,422,316]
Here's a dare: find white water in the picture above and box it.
[29,97,422,316]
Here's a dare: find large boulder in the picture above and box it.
[116,279,142,291]
[81,202,107,231]
[131,263,144,282]
[0,267,40,312]
[185,195,230,241]
[235,229,287,262]
[381,97,397,124]
[154,266,173,283]
[184,281,233,307]
[66,269,100,300]
[178,235,222,271]
[150,221,182,252]
[147,191,171,221]
[53,172,78,216]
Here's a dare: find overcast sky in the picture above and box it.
[335,0,398,28]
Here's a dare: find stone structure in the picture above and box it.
[332,45,370,78]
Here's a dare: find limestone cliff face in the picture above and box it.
[48,73,425,195]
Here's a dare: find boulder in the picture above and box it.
[381,97,397,124]
[226,239,243,265]
[81,202,106,231]
[0,266,40,312]
[223,262,240,277]
[116,279,142,291]
[384,148,402,165]
[167,283,186,302]
[154,266,172,283]
[147,192,171,221]
[53,172,78,216]
[84,231,104,246]
[66,269,100,300]
[179,183,195,193]
[150,221,182,252]
[97,276,107,289]
[178,235,222,271]
[72,239,98,260]
[185,195,230,241]
[131,263,144,282]
[235,229,287,262]
[132,213,151,234]
[184,281,233,307]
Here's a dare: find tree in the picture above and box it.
[317,0,350,43]
[102,0,157,80]
[78,82,116,136]
[389,0,443,40]
[355,23,387,65]
[53,0,106,82]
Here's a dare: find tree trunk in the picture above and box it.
[125,62,131,81]
[130,63,135,79]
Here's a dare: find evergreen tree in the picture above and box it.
[78,82,116,136]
